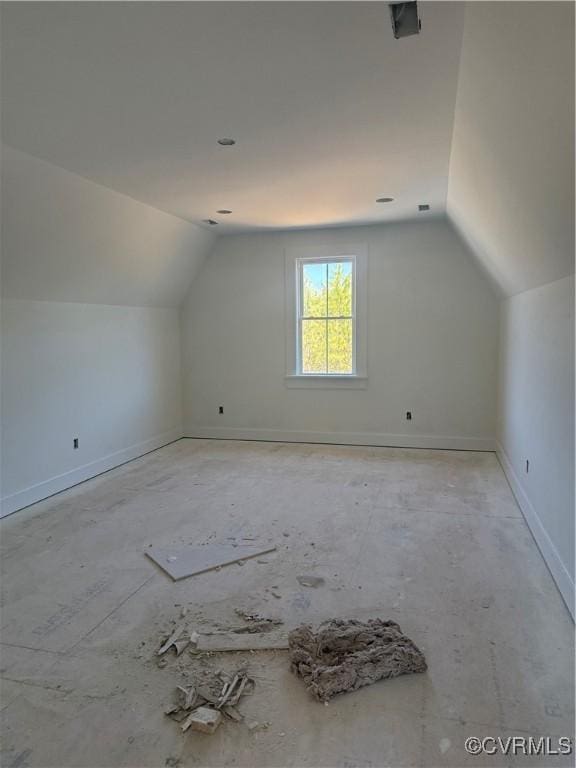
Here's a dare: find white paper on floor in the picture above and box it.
[145,544,277,581]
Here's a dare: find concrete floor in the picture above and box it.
[0,439,573,768]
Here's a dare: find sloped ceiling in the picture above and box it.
[1,147,216,307]
[1,1,464,232]
[447,1,575,297]
[1,2,573,300]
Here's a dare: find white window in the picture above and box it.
[285,244,367,388]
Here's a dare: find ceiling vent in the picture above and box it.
[389,2,421,39]
[418,204,430,212]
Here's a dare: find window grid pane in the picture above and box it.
[302,262,327,318]
[327,261,353,318]
[301,318,327,374]
[327,318,353,373]
[299,258,355,374]
[300,261,353,319]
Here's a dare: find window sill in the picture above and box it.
[285,375,368,390]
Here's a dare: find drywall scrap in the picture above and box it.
[289,618,427,701]
[181,706,222,734]
[145,544,277,581]
[158,624,199,656]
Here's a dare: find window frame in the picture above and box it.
[285,244,368,389]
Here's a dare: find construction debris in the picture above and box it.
[231,612,283,634]
[297,575,325,588]
[235,609,282,626]
[247,720,270,732]
[181,706,222,734]
[157,624,195,656]
[176,685,198,710]
[165,666,255,735]
[146,544,277,581]
[222,705,243,722]
[289,618,427,701]
[189,611,285,650]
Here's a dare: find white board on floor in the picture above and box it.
[145,544,276,581]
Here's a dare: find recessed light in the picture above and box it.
[376,197,394,203]
[217,210,232,214]
[217,138,236,146]
[202,219,219,226]
[418,204,430,211]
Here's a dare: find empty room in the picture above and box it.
[0,2,574,767]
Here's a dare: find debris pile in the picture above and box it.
[289,618,427,701]
[165,666,255,734]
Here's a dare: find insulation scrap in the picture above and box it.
[288,618,427,701]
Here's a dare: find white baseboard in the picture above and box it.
[497,443,575,619]
[0,427,184,519]
[185,425,496,452]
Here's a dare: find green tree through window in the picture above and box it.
[300,260,354,374]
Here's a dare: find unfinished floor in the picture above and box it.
[0,439,573,768]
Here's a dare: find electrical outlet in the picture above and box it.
[218,406,224,415]
[406,411,412,421]
[73,438,79,449]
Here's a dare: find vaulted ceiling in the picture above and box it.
[1,2,464,231]
[1,2,574,298]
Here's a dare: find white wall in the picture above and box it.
[181,218,499,449]
[448,1,574,296]
[497,276,575,614]
[1,301,182,515]
[1,147,215,516]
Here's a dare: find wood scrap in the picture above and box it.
[194,685,220,706]
[197,634,289,653]
[232,621,281,634]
